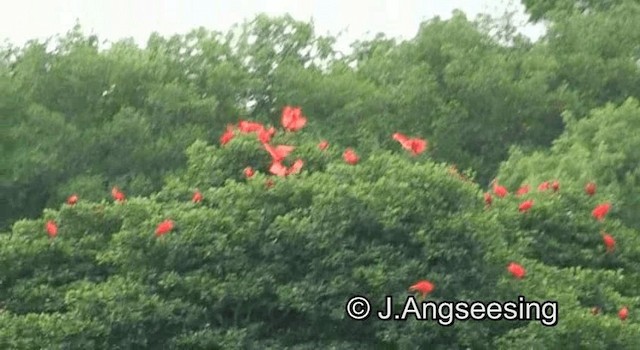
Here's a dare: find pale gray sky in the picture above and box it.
[0,0,544,50]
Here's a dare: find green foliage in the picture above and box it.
[341,12,570,183]
[2,2,640,347]
[4,2,640,228]
[497,98,640,229]
[522,0,628,22]
[541,0,640,116]
[2,133,640,348]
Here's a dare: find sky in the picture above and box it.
[0,0,545,51]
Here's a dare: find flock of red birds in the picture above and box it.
[42,106,628,321]
[409,177,626,320]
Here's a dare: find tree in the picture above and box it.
[1,113,638,348]
[497,98,640,230]
[522,0,627,22]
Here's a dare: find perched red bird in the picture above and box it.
[257,126,276,143]
[516,185,530,196]
[244,166,255,178]
[484,192,493,206]
[519,200,533,213]
[492,181,508,198]
[392,133,428,156]
[238,120,264,133]
[220,124,235,145]
[192,191,202,203]
[269,159,304,177]
[263,143,295,162]
[111,187,126,202]
[155,220,174,237]
[288,159,304,175]
[538,181,550,191]
[551,180,560,192]
[318,140,329,151]
[236,120,276,143]
[343,148,359,165]
[392,133,408,143]
[45,220,58,238]
[585,182,597,196]
[408,280,435,299]
[281,106,307,132]
[269,162,288,177]
[618,306,629,321]
[602,232,616,253]
[592,203,611,221]
[66,194,78,205]
[508,262,526,279]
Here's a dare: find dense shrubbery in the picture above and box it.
[4,0,639,230]
[2,0,640,348]
[497,98,640,230]
[2,105,639,348]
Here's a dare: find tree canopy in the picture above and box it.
[1,1,639,348]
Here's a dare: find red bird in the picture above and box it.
[408,280,435,299]
[220,124,235,146]
[392,133,428,156]
[492,181,508,198]
[516,185,530,196]
[269,162,288,177]
[551,180,560,192]
[519,200,534,213]
[585,182,596,196]
[236,120,276,143]
[263,143,295,162]
[155,220,174,237]
[288,159,304,175]
[602,232,616,253]
[318,140,329,151]
[192,191,202,203]
[538,181,550,191]
[45,220,58,238]
[269,159,304,177]
[508,262,526,279]
[66,194,78,205]
[484,192,493,206]
[257,126,276,143]
[592,203,611,221]
[244,166,255,178]
[238,120,264,133]
[343,148,359,165]
[281,106,307,132]
[111,187,126,202]
[618,306,629,321]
